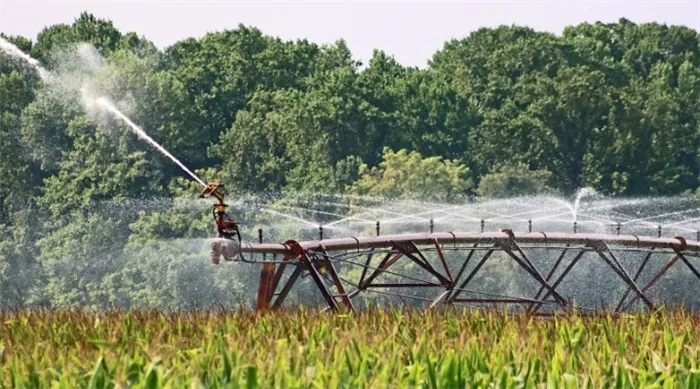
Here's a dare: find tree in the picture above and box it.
[164,26,322,164]
[32,12,123,64]
[348,148,472,201]
[475,164,558,198]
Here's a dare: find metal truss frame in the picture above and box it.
[218,231,700,313]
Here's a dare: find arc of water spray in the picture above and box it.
[619,207,700,226]
[484,205,571,222]
[269,204,376,226]
[431,208,486,223]
[473,208,526,221]
[262,208,321,228]
[529,198,640,224]
[663,217,700,228]
[0,37,51,80]
[382,205,472,224]
[96,98,206,187]
[314,201,428,222]
[348,205,431,223]
[0,38,206,188]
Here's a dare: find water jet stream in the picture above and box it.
[0,39,206,188]
[96,97,206,187]
[0,37,50,80]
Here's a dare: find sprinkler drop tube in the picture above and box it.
[259,228,265,262]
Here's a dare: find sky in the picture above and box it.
[1,0,699,68]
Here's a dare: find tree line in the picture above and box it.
[0,13,699,309]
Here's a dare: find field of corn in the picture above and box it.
[3,308,700,388]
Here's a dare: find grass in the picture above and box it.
[2,308,700,388]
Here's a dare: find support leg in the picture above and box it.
[255,263,276,311]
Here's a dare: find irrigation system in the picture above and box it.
[3,37,699,314]
[201,183,700,314]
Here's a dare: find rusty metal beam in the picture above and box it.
[317,246,355,312]
[433,238,454,284]
[588,241,653,311]
[529,250,585,314]
[615,248,655,311]
[271,266,302,309]
[447,247,496,303]
[496,239,567,308]
[358,251,405,290]
[394,241,451,286]
[230,232,698,255]
[620,254,680,312]
[255,263,275,311]
[299,252,339,311]
[532,247,569,303]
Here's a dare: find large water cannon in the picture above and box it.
[199,182,240,264]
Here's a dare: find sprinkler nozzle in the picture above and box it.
[200,181,239,239]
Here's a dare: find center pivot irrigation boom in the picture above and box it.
[201,184,700,313]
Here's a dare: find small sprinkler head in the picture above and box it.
[429,218,434,233]
[528,219,532,233]
[616,222,621,235]
[573,221,578,233]
[319,224,324,241]
[480,219,485,233]
[258,228,263,244]
[376,221,381,236]
[658,225,662,238]
[696,230,700,242]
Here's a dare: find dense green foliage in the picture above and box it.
[1,13,700,309]
[4,309,700,388]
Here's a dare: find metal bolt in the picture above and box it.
[430,218,434,233]
[376,221,381,236]
[319,225,324,241]
[528,219,532,233]
[480,219,485,233]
